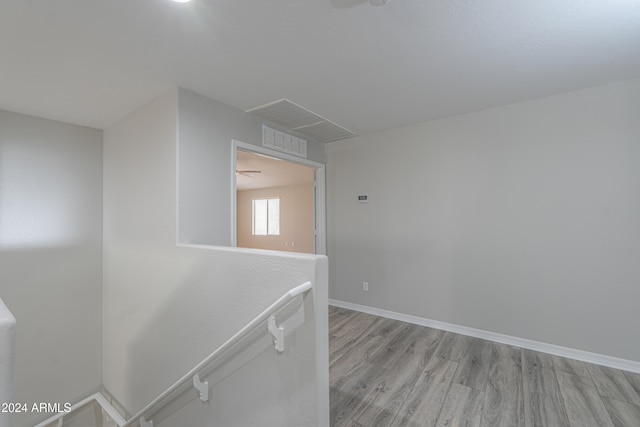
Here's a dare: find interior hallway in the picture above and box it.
[329,306,640,427]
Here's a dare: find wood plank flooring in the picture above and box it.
[329,306,640,427]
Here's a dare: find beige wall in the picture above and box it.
[237,184,314,254]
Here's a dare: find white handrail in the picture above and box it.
[33,393,127,427]
[124,280,312,427]
[33,281,312,427]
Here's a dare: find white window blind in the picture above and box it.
[252,198,280,236]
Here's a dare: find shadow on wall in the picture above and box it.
[0,245,102,427]
[110,247,320,426]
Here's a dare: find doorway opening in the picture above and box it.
[231,140,326,254]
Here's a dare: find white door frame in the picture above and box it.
[231,140,326,255]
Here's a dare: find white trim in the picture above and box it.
[230,144,238,246]
[329,299,640,374]
[34,393,127,427]
[231,139,327,255]
[314,167,326,255]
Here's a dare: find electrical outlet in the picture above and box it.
[363,282,369,291]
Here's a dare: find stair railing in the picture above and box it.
[33,281,313,427]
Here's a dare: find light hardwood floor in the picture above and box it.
[329,306,640,427]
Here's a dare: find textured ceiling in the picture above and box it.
[1,0,639,134]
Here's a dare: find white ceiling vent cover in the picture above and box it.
[246,99,356,143]
[262,126,307,158]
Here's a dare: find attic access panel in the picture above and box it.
[246,99,356,143]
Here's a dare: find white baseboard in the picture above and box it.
[329,299,640,374]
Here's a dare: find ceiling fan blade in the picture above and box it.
[236,170,262,177]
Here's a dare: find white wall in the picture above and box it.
[0,110,103,426]
[237,184,314,253]
[104,90,329,426]
[177,89,325,246]
[327,78,640,363]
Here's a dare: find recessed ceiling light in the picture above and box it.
[172,0,191,3]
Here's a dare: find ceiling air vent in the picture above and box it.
[246,99,356,143]
[262,126,307,158]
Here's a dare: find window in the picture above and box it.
[252,198,280,236]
